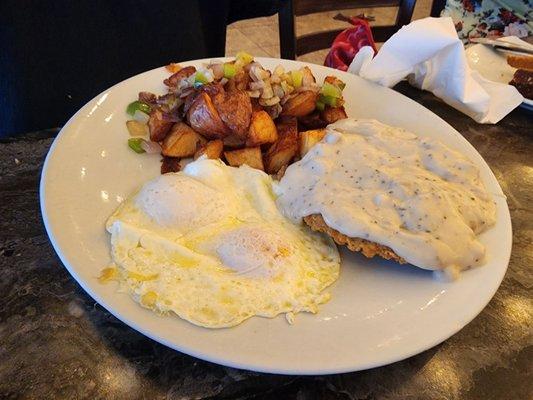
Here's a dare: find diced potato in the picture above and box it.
[226,69,251,92]
[164,65,196,88]
[320,105,348,124]
[165,63,182,73]
[263,117,298,174]
[223,134,245,148]
[126,120,148,136]
[186,92,230,138]
[324,75,345,89]
[194,139,224,160]
[213,89,252,139]
[298,111,327,130]
[281,91,317,117]
[148,109,173,142]
[251,98,264,113]
[161,157,181,174]
[161,122,206,157]
[299,129,326,158]
[246,111,278,146]
[224,147,264,170]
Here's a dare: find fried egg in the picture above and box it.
[103,159,340,328]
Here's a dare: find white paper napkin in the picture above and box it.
[348,17,525,124]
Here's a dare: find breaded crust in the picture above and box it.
[303,214,406,264]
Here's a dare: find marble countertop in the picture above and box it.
[0,83,531,399]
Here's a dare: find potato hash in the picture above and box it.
[125,52,348,175]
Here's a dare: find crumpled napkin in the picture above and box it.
[348,17,524,124]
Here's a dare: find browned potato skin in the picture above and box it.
[223,134,246,148]
[281,91,318,117]
[224,147,264,171]
[186,92,231,139]
[194,139,224,160]
[251,98,264,113]
[321,105,348,124]
[161,122,206,157]
[161,157,181,174]
[164,66,196,88]
[263,117,298,174]
[299,129,326,158]
[148,109,173,142]
[298,111,328,130]
[213,89,252,140]
[226,69,251,92]
[246,111,278,147]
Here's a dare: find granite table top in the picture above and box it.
[0,83,531,400]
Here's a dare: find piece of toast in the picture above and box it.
[303,214,406,264]
[507,54,533,71]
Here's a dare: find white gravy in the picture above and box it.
[275,119,497,273]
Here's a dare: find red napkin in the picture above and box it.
[325,14,378,71]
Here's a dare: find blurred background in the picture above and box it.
[225,0,433,64]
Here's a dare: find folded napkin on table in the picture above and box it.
[348,17,525,124]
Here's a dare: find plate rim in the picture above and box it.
[39,57,512,375]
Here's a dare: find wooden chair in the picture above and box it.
[278,0,418,59]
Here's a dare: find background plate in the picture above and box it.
[40,58,511,375]
[465,43,533,109]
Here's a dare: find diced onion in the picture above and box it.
[259,96,280,106]
[133,110,150,124]
[249,81,265,91]
[247,90,261,98]
[140,140,162,154]
[210,63,224,80]
[272,84,285,99]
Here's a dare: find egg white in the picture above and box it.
[103,159,340,328]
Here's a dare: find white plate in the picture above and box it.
[465,43,533,109]
[40,58,511,375]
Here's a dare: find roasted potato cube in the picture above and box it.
[165,63,182,73]
[223,134,246,148]
[226,69,251,92]
[148,109,173,142]
[186,92,230,139]
[246,111,278,146]
[213,89,252,139]
[320,105,348,124]
[251,98,264,113]
[281,91,317,117]
[164,65,196,88]
[161,122,206,157]
[263,117,298,174]
[299,129,326,158]
[224,147,264,170]
[194,139,224,160]
[161,157,181,174]
[298,111,327,130]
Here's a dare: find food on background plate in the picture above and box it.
[506,54,533,70]
[123,52,348,175]
[275,118,497,278]
[102,159,340,328]
[506,54,533,99]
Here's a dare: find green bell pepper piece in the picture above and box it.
[128,138,146,154]
[194,71,209,84]
[223,63,236,79]
[318,94,339,107]
[320,82,342,98]
[315,100,326,112]
[291,70,303,88]
[126,101,151,116]
[236,51,254,65]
